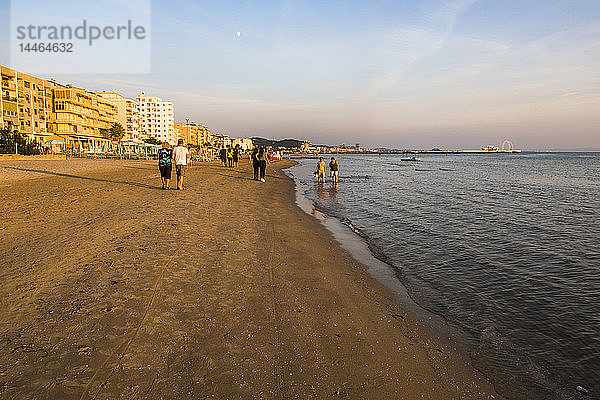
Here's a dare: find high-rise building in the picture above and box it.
[136,93,175,144]
[96,92,140,143]
[53,85,118,151]
[174,122,211,146]
[1,65,56,144]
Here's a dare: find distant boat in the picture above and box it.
[401,156,421,162]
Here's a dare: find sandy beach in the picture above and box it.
[0,158,502,399]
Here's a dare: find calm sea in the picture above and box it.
[286,153,600,400]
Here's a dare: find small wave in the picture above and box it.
[342,175,371,180]
[473,326,573,400]
[340,218,394,266]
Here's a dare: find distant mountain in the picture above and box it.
[251,137,305,149]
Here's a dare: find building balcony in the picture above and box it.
[2,95,17,102]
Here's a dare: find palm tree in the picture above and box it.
[109,123,125,143]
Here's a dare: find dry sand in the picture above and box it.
[0,158,503,399]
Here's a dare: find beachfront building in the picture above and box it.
[96,92,141,143]
[53,85,119,152]
[136,93,175,144]
[211,134,231,148]
[174,122,212,146]
[1,65,56,145]
[231,137,254,150]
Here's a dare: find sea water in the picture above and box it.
[286,153,600,400]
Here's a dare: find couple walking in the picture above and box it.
[158,139,190,190]
[251,146,268,182]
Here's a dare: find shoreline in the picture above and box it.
[0,158,503,399]
[284,164,478,356]
[284,157,594,400]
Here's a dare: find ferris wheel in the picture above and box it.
[501,140,514,152]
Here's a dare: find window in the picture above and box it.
[24,81,30,88]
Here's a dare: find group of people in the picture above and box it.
[219,146,240,168]
[315,157,339,184]
[158,143,339,188]
[157,139,190,190]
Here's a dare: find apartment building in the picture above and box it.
[136,93,175,144]
[231,138,254,151]
[174,122,211,146]
[53,85,118,151]
[1,65,56,144]
[212,134,232,148]
[96,92,141,143]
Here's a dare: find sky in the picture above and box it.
[1,0,599,150]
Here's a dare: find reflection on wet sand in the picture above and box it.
[315,182,339,199]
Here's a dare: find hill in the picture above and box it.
[251,137,305,149]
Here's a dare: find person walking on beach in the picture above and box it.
[172,139,190,190]
[257,146,269,182]
[158,142,172,190]
[233,146,240,168]
[219,148,227,167]
[329,157,339,184]
[226,146,234,168]
[251,147,260,180]
[315,157,326,183]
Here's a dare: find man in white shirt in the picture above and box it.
[172,139,190,190]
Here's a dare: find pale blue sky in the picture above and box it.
[1,0,599,149]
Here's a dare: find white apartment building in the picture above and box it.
[212,134,231,148]
[231,138,254,150]
[136,92,175,144]
[96,92,140,142]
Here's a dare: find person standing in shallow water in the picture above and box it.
[315,157,326,183]
[158,142,172,190]
[329,157,339,184]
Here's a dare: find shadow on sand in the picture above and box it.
[1,166,160,190]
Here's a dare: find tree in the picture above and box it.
[108,123,125,143]
[144,136,161,145]
[0,127,42,155]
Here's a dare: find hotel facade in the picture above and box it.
[136,93,175,144]
[1,65,56,144]
[96,92,141,143]
[2,65,256,154]
[53,85,118,151]
[174,122,212,146]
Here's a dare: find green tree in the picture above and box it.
[108,123,125,143]
[144,136,161,145]
[0,127,42,155]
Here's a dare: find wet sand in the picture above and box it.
[0,158,503,399]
